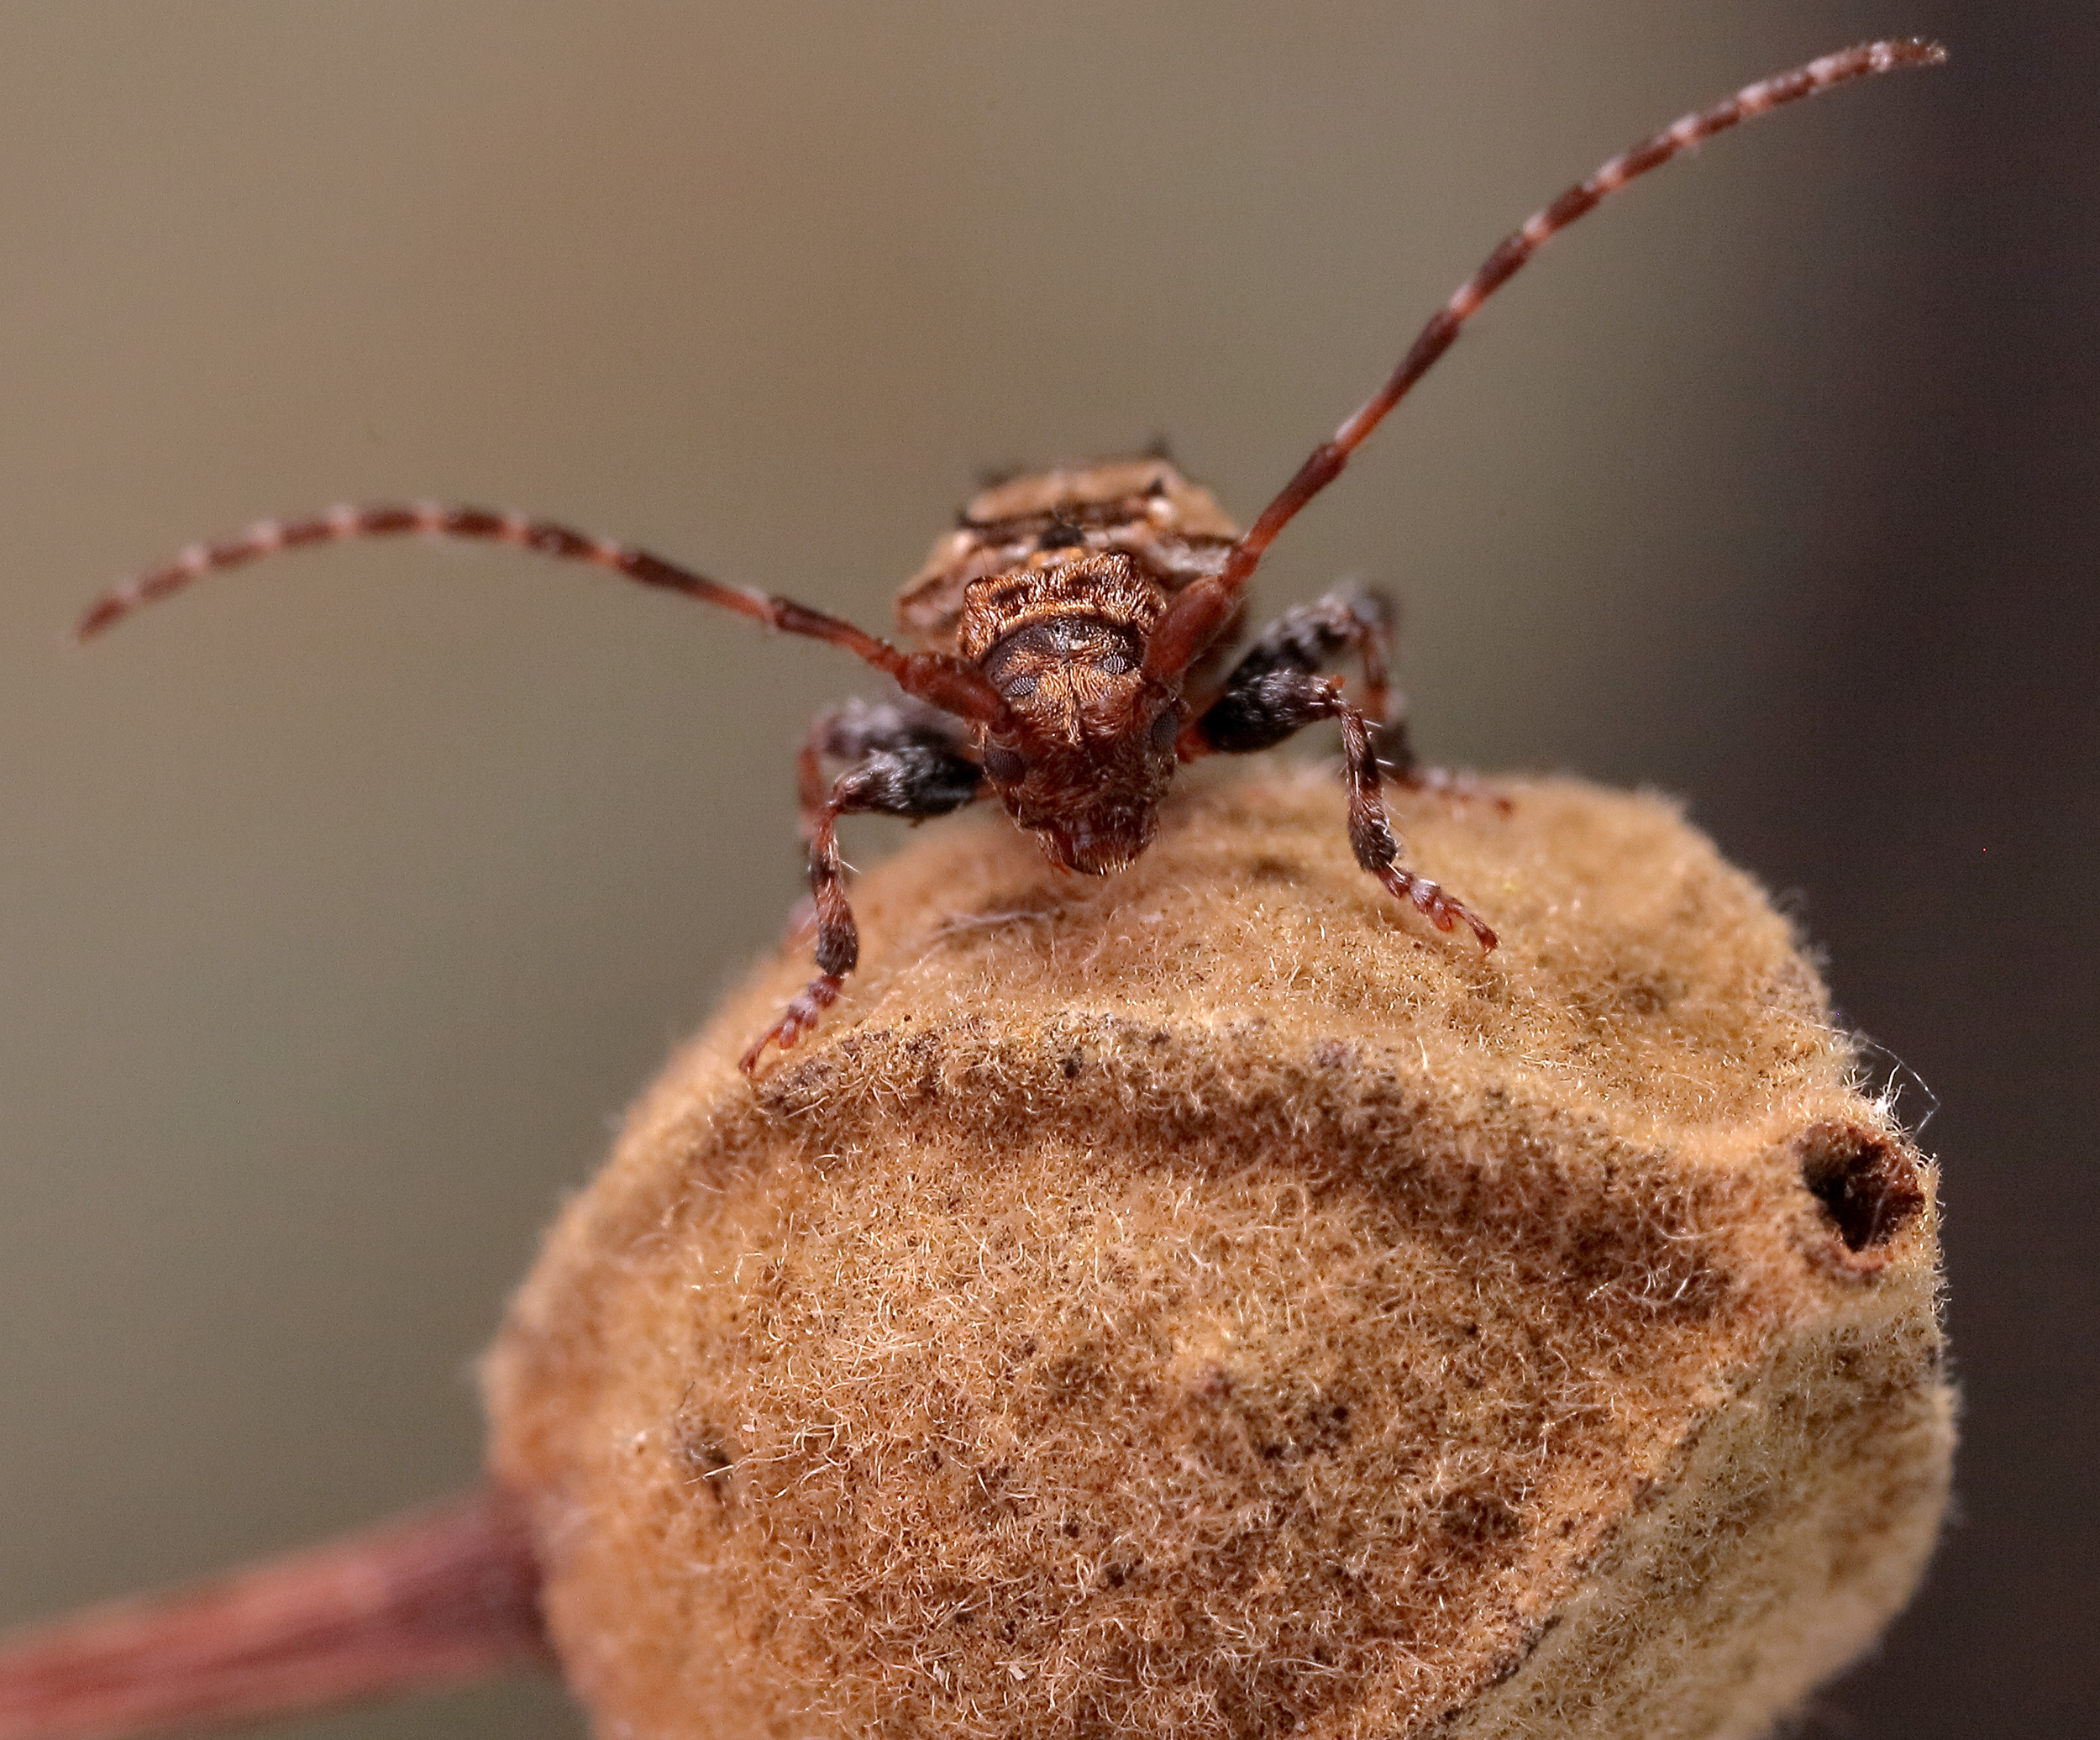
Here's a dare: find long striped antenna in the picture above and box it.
[74,502,1012,725]
[1147,38,1947,681]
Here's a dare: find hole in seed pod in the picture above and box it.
[1798,1121,1924,1253]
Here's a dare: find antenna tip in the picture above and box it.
[1885,37,1950,70]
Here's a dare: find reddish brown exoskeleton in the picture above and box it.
[75,40,1944,1075]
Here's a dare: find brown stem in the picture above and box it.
[0,1488,548,1740]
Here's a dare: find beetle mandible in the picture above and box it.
[75,39,1945,1074]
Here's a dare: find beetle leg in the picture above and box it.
[795,696,975,839]
[1184,587,1502,812]
[743,737,986,1075]
[1183,585,1395,728]
[1184,668,1495,950]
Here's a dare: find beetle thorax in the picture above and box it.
[896,457,1238,658]
[958,553,1164,721]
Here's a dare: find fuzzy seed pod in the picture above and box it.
[484,768,1950,1740]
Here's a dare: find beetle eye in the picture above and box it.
[1149,710,1180,752]
[982,746,1026,784]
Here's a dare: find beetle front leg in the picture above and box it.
[1189,588,1500,812]
[1331,696,1497,949]
[1185,667,1496,950]
[795,696,975,838]
[743,737,986,1075]
[1182,584,1396,733]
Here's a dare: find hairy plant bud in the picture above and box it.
[485,769,1950,1740]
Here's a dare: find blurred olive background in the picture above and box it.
[2,3,2091,1736]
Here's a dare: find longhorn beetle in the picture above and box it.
[76,40,1945,1075]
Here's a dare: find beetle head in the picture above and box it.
[959,553,1184,875]
[979,702,1183,875]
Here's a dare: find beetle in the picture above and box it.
[74,39,1944,1074]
